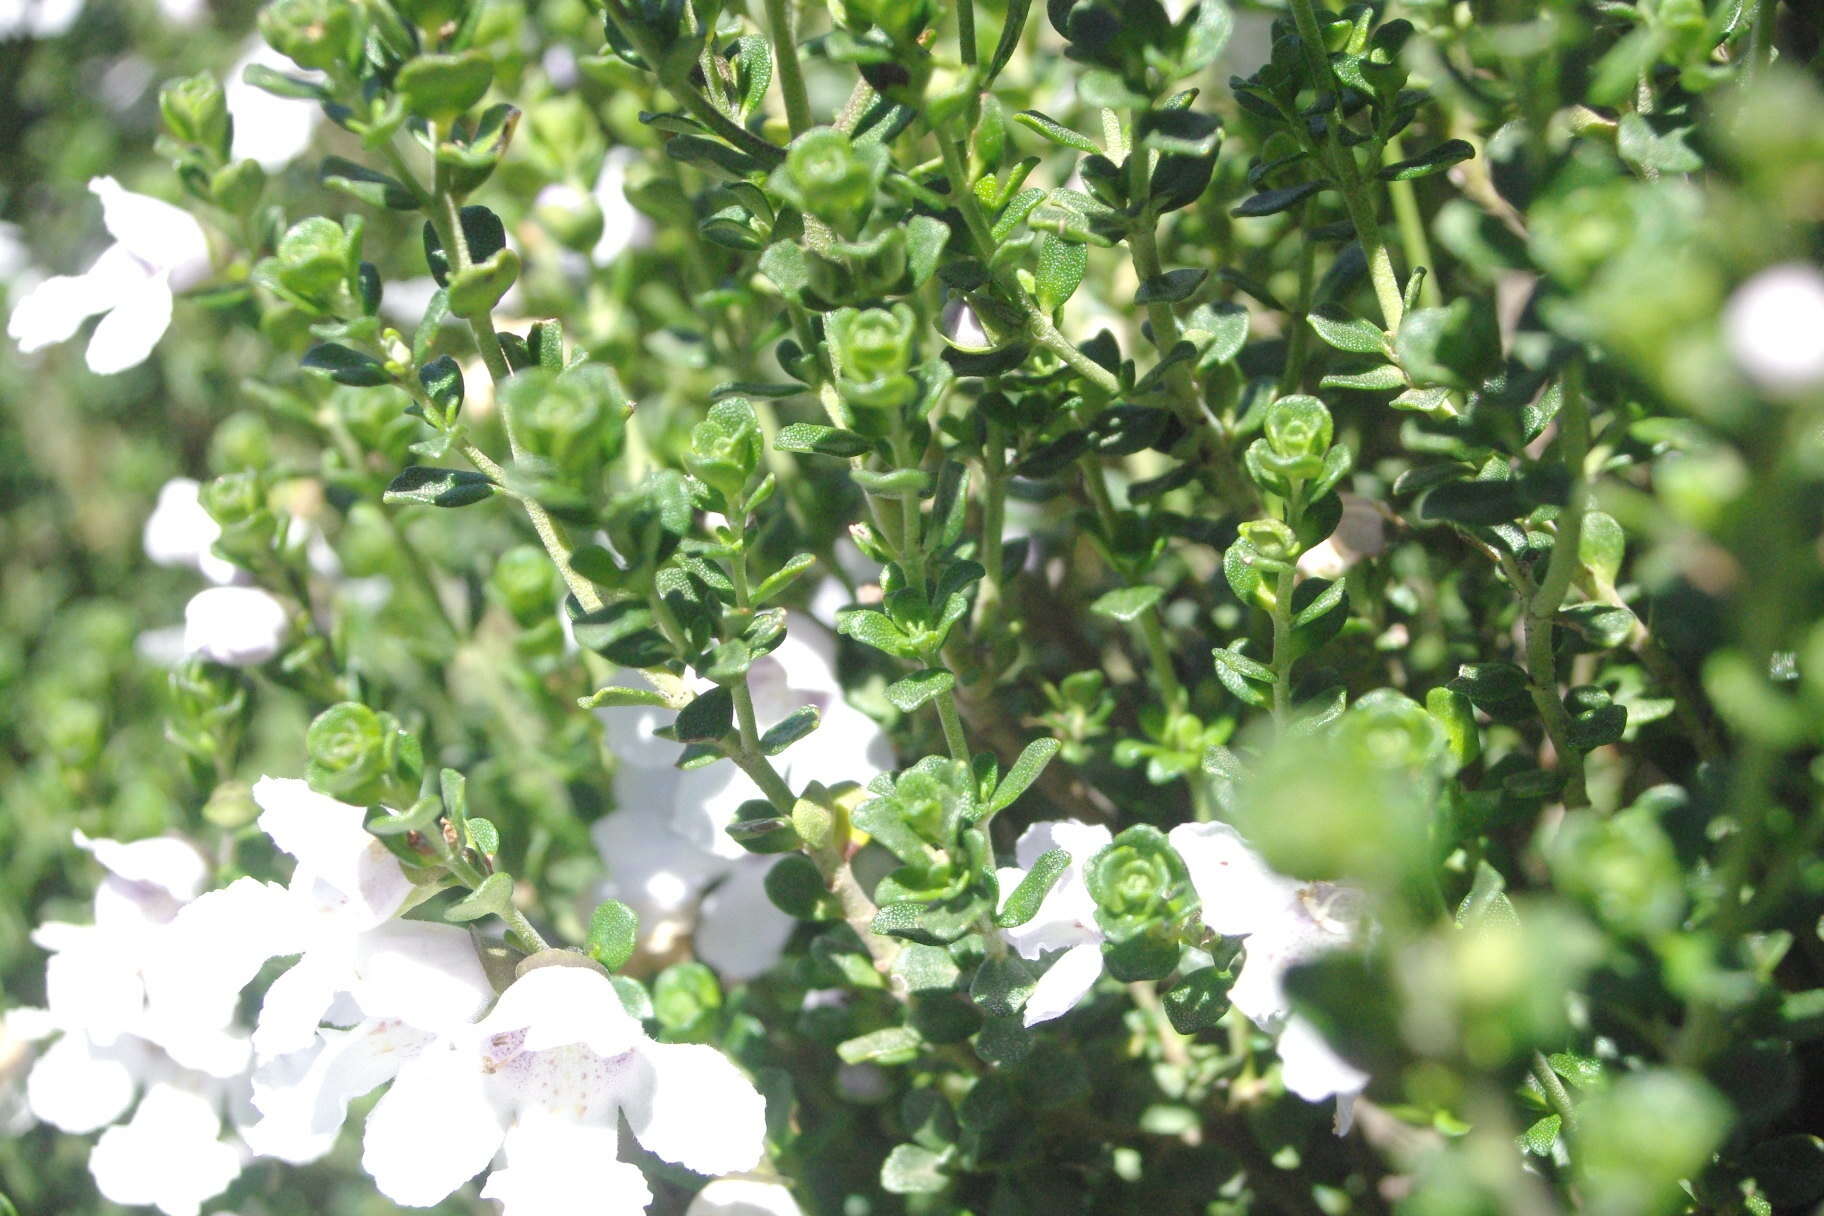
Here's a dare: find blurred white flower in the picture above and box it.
[183,585,289,666]
[226,39,322,170]
[6,177,210,374]
[1170,821,1370,1132]
[0,1009,32,1136]
[1724,263,1824,395]
[687,1178,805,1216]
[592,801,793,981]
[0,0,81,38]
[599,622,893,862]
[88,1081,244,1216]
[17,832,252,1215]
[995,820,1113,1027]
[1296,493,1387,581]
[359,964,767,1214]
[144,478,244,585]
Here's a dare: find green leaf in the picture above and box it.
[1135,268,1207,304]
[1617,113,1702,175]
[445,871,514,922]
[1231,181,1323,217]
[838,609,918,658]
[1292,578,1345,627]
[775,422,873,458]
[1307,308,1389,355]
[383,467,495,508]
[1013,109,1101,155]
[1319,364,1407,391]
[397,51,494,121]
[759,705,820,754]
[985,0,1033,81]
[1091,585,1165,623]
[675,687,735,742]
[302,342,389,386]
[994,847,1069,927]
[321,156,417,210]
[969,954,1037,1018]
[881,1143,951,1194]
[1034,233,1089,313]
[1162,966,1232,1034]
[465,816,499,855]
[886,669,956,714]
[753,552,817,604]
[987,736,1061,816]
[1212,644,1274,707]
[852,467,929,498]
[587,900,639,971]
[578,684,673,709]
[1377,139,1475,181]
[1520,1114,1562,1157]
[839,1027,924,1066]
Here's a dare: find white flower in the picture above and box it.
[144,778,495,1165]
[144,478,244,585]
[6,177,210,374]
[590,147,651,265]
[0,0,81,38]
[19,832,252,1214]
[183,585,289,666]
[1724,263,1824,395]
[687,1177,805,1216]
[226,39,321,170]
[995,820,1113,1027]
[941,297,993,352]
[357,963,767,1213]
[1169,821,1370,1132]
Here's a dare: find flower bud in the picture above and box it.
[1235,518,1302,571]
[826,305,918,433]
[685,399,763,504]
[1263,394,1333,474]
[772,128,887,237]
[258,0,364,72]
[304,701,390,799]
[159,72,231,162]
[490,544,560,629]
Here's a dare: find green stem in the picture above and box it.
[1269,563,1297,723]
[934,689,970,761]
[763,0,814,135]
[1137,607,1187,718]
[1383,134,1441,311]
[1280,196,1322,395]
[604,0,785,166]
[1285,0,1405,330]
[973,420,1008,632]
[1522,360,1591,809]
[1751,0,1777,77]
[1531,1051,1578,1133]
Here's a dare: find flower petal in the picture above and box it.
[481,1113,651,1216]
[26,1033,139,1133]
[252,776,411,926]
[90,176,210,280]
[84,270,175,374]
[253,949,346,1062]
[694,862,795,982]
[73,830,207,902]
[4,244,141,352]
[347,921,494,1035]
[246,1018,436,1164]
[1167,821,1300,938]
[1021,941,1104,1027]
[362,1039,504,1208]
[687,1178,805,1216]
[183,585,290,667]
[479,965,644,1060]
[89,1082,241,1216]
[1275,1015,1369,1134]
[622,1040,767,1176]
